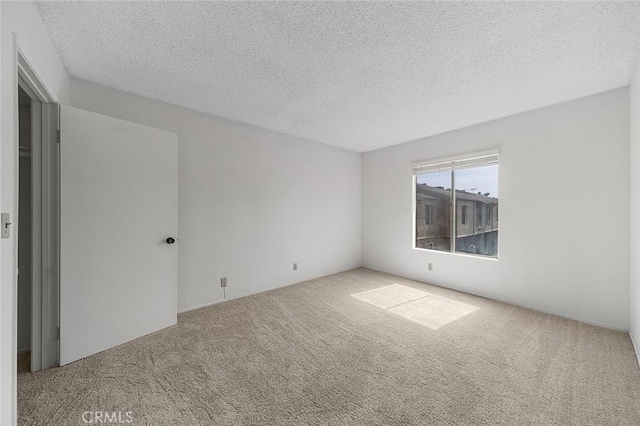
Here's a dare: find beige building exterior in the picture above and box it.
[415,184,498,256]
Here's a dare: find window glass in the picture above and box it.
[454,165,499,257]
[415,171,451,252]
[414,160,498,258]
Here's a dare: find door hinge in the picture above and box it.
[56,129,60,144]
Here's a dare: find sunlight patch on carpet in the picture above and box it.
[351,284,429,309]
[352,284,479,329]
[388,294,479,330]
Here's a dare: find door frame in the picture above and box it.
[16,50,60,371]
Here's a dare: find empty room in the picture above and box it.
[2,1,640,425]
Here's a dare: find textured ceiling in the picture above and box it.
[37,1,640,152]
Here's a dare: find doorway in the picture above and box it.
[17,86,32,373]
[16,53,61,373]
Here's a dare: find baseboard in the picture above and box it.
[177,265,362,315]
[178,299,225,314]
[360,266,628,332]
[630,333,640,368]
[179,266,628,335]
[487,296,627,332]
[177,277,321,315]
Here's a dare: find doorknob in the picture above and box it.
[166,237,176,244]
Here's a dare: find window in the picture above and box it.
[413,152,499,258]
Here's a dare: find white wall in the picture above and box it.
[630,60,640,363]
[1,2,69,424]
[363,88,630,330]
[69,79,362,312]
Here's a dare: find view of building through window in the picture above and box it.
[415,171,452,253]
[415,163,498,257]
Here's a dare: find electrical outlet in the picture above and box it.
[293,263,298,271]
[428,263,433,272]
[220,277,227,287]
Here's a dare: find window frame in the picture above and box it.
[412,150,499,259]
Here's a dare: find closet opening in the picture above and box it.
[17,85,33,373]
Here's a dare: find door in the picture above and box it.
[60,106,178,365]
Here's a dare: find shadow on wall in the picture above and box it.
[351,284,479,330]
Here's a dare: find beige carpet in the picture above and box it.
[18,268,640,425]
